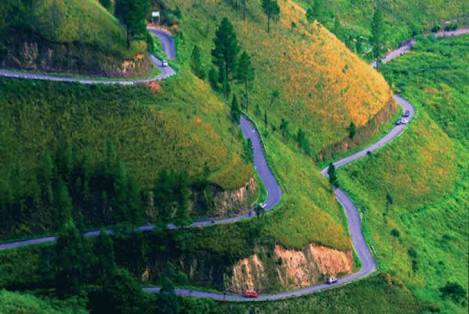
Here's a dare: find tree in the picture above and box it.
[99,0,112,11]
[327,163,338,187]
[53,180,72,229]
[439,282,467,304]
[261,0,280,33]
[212,18,240,100]
[230,95,241,123]
[236,51,255,112]
[93,230,116,281]
[296,128,311,155]
[269,89,280,108]
[306,0,324,24]
[115,0,150,47]
[156,277,181,314]
[190,45,205,79]
[371,7,385,66]
[88,268,144,314]
[348,122,356,139]
[279,118,289,138]
[55,221,86,298]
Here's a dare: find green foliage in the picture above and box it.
[190,45,206,79]
[348,122,357,139]
[261,0,280,33]
[439,282,467,305]
[115,0,150,46]
[55,221,87,298]
[371,7,385,63]
[230,95,241,123]
[212,18,240,99]
[327,163,338,187]
[236,51,255,111]
[0,290,83,314]
[88,267,144,314]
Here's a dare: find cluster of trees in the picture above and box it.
[0,139,216,238]
[52,222,182,312]
[113,0,150,47]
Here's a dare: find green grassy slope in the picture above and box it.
[297,0,468,59]
[335,35,469,313]
[0,290,85,314]
[0,0,148,75]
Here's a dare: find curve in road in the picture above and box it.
[0,28,176,85]
[0,28,466,302]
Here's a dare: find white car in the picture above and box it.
[161,60,169,67]
[260,203,267,209]
[326,276,338,284]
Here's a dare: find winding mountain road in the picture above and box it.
[0,27,466,302]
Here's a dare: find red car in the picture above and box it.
[243,290,258,298]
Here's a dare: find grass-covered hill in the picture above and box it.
[169,0,395,158]
[0,0,150,77]
[297,0,468,59]
[334,34,469,313]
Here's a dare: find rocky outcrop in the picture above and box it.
[1,37,151,78]
[212,177,257,217]
[226,244,353,293]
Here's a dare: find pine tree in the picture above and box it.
[348,122,357,139]
[190,45,205,79]
[212,18,240,100]
[327,163,338,187]
[261,0,280,33]
[53,180,73,229]
[94,230,116,281]
[55,220,86,298]
[230,95,241,123]
[371,7,385,66]
[236,51,255,112]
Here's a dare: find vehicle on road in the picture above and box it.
[326,276,338,284]
[161,60,169,67]
[396,118,409,125]
[260,202,267,209]
[243,290,258,298]
[403,110,411,118]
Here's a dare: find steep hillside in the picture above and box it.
[0,76,254,238]
[0,290,84,314]
[168,0,395,159]
[0,0,151,77]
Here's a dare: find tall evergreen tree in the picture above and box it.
[55,221,86,298]
[53,180,72,229]
[306,0,324,24]
[371,7,385,67]
[327,163,338,187]
[348,122,357,139]
[261,0,280,33]
[236,51,255,112]
[212,18,240,100]
[230,95,241,123]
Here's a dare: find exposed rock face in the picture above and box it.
[226,244,353,293]
[229,255,265,292]
[1,38,151,77]
[212,177,257,217]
